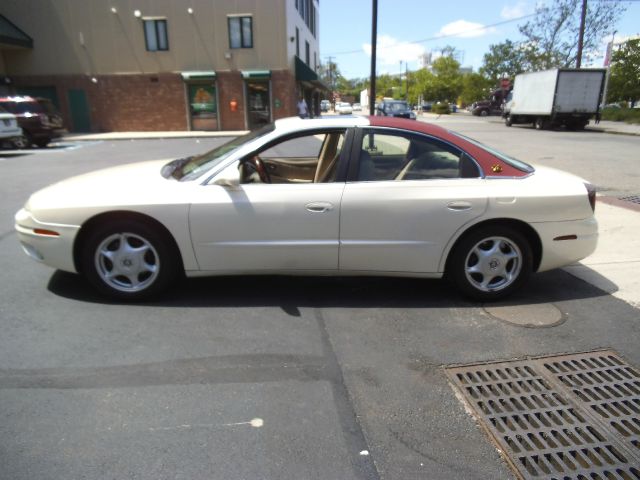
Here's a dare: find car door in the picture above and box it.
[339,127,488,274]
[189,129,349,272]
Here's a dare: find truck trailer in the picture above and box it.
[503,68,606,130]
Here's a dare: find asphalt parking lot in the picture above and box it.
[1,122,639,479]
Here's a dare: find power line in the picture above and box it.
[326,12,538,56]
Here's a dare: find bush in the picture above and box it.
[432,102,451,114]
[601,107,640,124]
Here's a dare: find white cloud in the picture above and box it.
[436,20,497,39]
[501,1,529,20]
[362,34,426,68]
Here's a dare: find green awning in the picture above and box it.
[241,70,271,79]
[295,56,318,82]
[181,71,216,81]
[0,14,33,49]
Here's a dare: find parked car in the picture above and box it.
[0,105,24,148]
[16,116,598,302]
[471,100,503,117]
[320,100,331,112]
[376,100,416,119]
[352,103,362,111]
[421,102,433,112]
[335,102,352,114]
[0,96,65,148]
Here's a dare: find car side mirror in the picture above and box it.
[212,163,241,188]
[213,177,239,188]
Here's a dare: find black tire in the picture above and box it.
[447,226,533,302]
[81,219,179,300]
[24,132,35,148]
[13,136,28,149]
[534,117,545,130]
[479,109,489,117]
[505,115,513,127]
[35,139,50,148]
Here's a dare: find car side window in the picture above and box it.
[241,129,346,184]
[356,130,480,181]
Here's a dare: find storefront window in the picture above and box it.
[246,81,270,130]
[188,84,217,131]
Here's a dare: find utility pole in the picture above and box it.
[369,0,378,116]
[325,57,334,89]
[576,0,587,68]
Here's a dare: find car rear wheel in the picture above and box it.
[534,117,550,130]
[82,220,179,300]
[505,115,513,127]
[479,109,489,117]
[448,226,532,301]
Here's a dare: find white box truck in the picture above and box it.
[503,68,606,130]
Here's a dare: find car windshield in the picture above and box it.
[451,132,534,173]
[388,102,409,112]
[173,123,275,181]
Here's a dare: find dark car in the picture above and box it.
[471,100,503,117]
[0,96,65,148]
[421,102,433,112]
[376,100,416,119]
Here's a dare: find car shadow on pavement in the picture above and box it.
[47,268,611,310]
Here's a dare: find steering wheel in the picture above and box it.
[248,155,271,183]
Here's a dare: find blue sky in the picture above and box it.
[319,0,640,79]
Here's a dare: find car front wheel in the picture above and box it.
[82,220,179,300]
[448,226,532,301]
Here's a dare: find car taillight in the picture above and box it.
[585,183,596,212]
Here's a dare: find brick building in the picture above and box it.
[0,0,325,132]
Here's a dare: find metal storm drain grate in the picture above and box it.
[446,350,640,479]
[619,195,640,205]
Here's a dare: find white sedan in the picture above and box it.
[335,102,353,114]
[15,116,598,301]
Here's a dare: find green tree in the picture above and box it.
[459,73,494,106]
[519,0,625,69]
[608,38,640,107]
[407,68,436,103]
[375,73,402,99]
[480,39,534,82]
[429,56,463,102]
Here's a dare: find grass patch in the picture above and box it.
[601,107,640,124]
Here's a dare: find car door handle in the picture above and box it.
[447,201,472,211]
[305,202,334,213]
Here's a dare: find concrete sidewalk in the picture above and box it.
[565,198,640,309]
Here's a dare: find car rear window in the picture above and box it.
[0,101,44,115]
[450,132,534,173]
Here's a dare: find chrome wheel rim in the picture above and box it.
[464,236,522,292]
[94,232,160,292]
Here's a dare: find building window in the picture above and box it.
[305,41,310,65]
[143,19,168,51]
[228,16,253,48]
[297,0,316,37]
